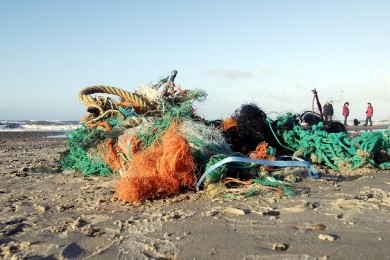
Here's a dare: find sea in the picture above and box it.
[0,120,80,132]
[0,119,387,133]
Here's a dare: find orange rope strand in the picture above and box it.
[86,121,112,132]
[117,101,141,113]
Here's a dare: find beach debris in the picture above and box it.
[263,210,280,216]
[318,234,336,241]
[202,209,220,217]
[224,207,247,215]
[272,243,289,251]
[59,70,390,203]
[312,224,327,231]
[354,194,374,201]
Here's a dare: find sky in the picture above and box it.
[1,0,389,122]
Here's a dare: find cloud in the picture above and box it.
[294,82,309,90]
[383,73,390,84]
[207,69,252,80]
[256,66,273,76]
[241,83,260,94]
[357,85,390,103]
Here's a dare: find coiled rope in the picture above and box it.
[78,85,156,123]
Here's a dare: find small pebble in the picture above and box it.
[263,210,280,216]
[224,207,246,215]
[272,243,288,251]
[318,234,336,241]
[313,224,326,230]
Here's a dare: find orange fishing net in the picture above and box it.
[115,123,196,202]
[98,138,123,172]
[222,117,237,131]
[249,141,276,171]
[249,141,269,160]
[129,136,143,157]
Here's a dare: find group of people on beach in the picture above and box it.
[323,100,374,126]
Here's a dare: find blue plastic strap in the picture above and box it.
[196,156,319,191]
[276,155,319,179]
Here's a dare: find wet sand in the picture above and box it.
[0,131,389,259]
[346,124,389,132]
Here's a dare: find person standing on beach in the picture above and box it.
[342,102,349,126]
[323,99,334,122]
[364,102,374,126]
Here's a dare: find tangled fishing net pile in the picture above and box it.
[60,70,390,203]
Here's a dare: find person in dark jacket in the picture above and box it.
[364,102,374,126]
[323,99,334,122]
[342,102,349,126]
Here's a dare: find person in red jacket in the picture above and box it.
[342,102,349,126]
[364,102,374,126]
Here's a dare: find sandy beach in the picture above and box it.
[1,131,389,259]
